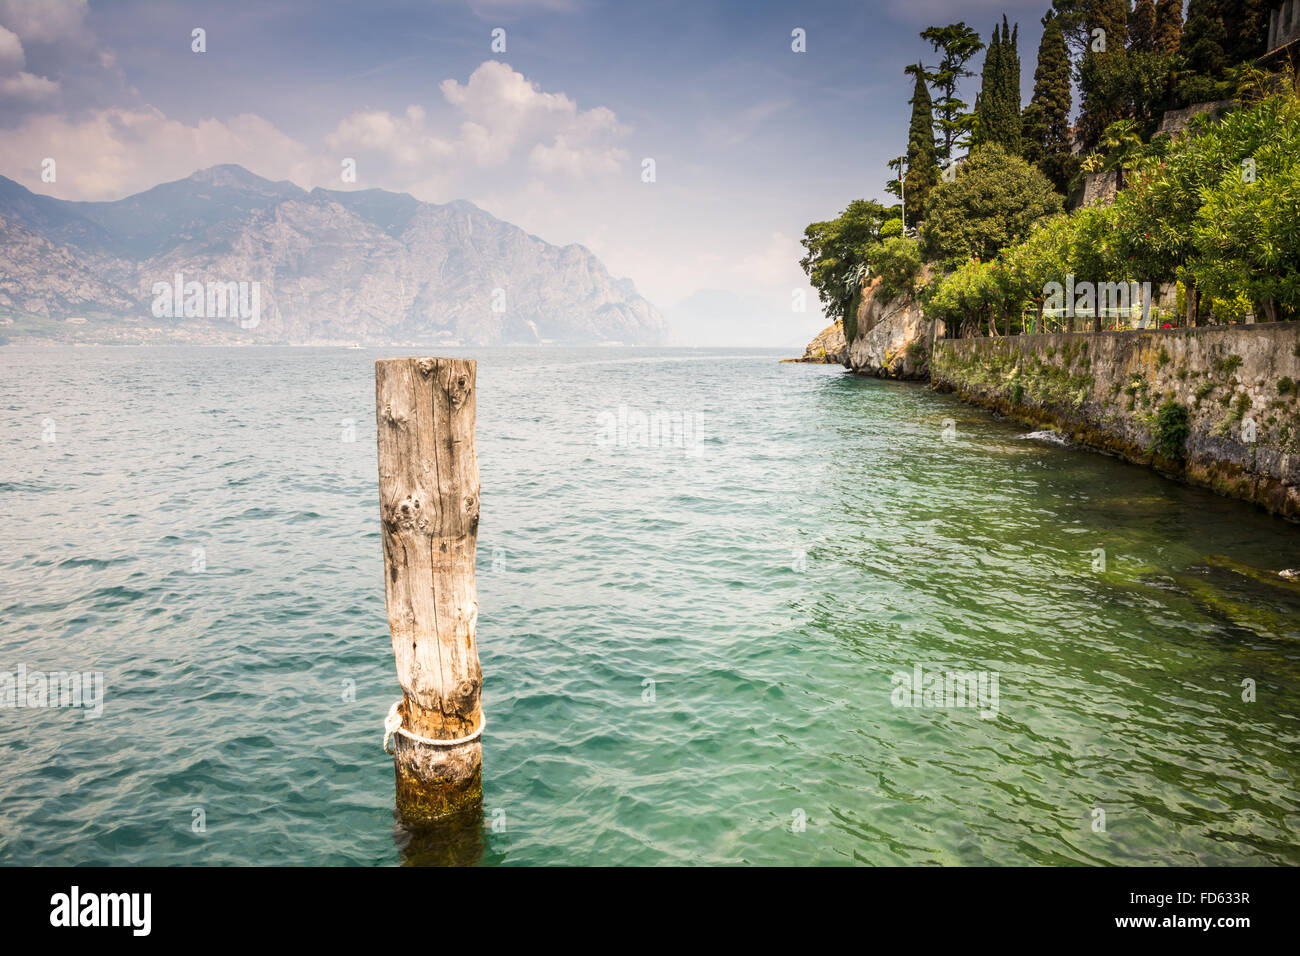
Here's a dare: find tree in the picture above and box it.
[1091,0,1129,46]
[800,200,900,322]
[904,64,939,224]
[998,20,1023,155]
[1078,0,1131,150]
[1225,0,1270,65]
[1181,0,1229,79]
[1154,0,1182,54]
[974,17,1021,154]
[1023,11,1073,191]
[1129,0,1157,53]
[919,143,1063,270]
[919,22,986,161]
[1049,0,1093,62]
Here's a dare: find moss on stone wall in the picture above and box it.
[930,325,1300,521]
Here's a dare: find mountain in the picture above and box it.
[0,165,668,346]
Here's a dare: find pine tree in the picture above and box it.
[1129,0,1157,52]
[1154,0,1183,54]
[1023,11,1072,189]
[904,64,938,224]
[919,22,985,161]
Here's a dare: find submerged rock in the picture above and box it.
[786,320,848,364]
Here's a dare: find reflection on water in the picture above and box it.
[394,806,486,867]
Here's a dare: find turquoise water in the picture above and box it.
[1,345,1298,866]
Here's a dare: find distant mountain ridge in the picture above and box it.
[0,165,668,345]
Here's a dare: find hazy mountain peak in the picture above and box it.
[0,165,669,346]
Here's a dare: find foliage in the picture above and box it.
[919,22,985,160]
[1023,11,1072,189]
[1129,0,1156,52]
[1188,118,1300,318]
[1152,401,1190,460]
[875,236,924,302]
[938,83,1300,331]
[922,258,1002,337]
[919,144,1063,271]
[974,16,1022,154]
[904,65,939,222]
[800,200,900,321]
[1154,0,1182,54]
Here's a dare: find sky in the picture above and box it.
[0,0,1065,346]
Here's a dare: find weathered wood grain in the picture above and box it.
[376,357,482,821]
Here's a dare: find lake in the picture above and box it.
[1,345,1298,865]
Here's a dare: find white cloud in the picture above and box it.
[0,107,318,200]
[326,60,630,185]
[325,104,454,166]
[0,70,56,104]
[0,24,23,73]
[0,0,94,47]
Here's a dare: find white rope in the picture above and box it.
[383,699,486,754]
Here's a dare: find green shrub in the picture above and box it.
[876,236,923,302]
[1152,401,1190,460]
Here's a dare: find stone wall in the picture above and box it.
[931,323,1300,520]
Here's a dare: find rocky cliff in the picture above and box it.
[784,320,847,363]
[842,277,936,380]
[0,165,668,346]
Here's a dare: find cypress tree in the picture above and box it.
[1078,0,1130,151]
[1181,0,1229,78]
[1129,0,1157,52]
[1154,0,1183,54]
[997,19,1023,155]
[1091,0,1129,49]
[1023,12,1072,188]
[974,22,1002,148]
[904,64,938,223]
[1226,0,1270,64]
[975,17,1021,153]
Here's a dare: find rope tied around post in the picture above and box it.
[383,699,486,754]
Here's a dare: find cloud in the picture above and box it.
[0,0,94,47]
[0,70,56,105]
[325,104,454,166]
[465,0,580,17]
[0,107,318,200]
[0,24,23,73]
[328,60,629,182]
[0,0,119,121]
[733,232,807,287]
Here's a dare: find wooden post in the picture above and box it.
[376,357,483,824]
